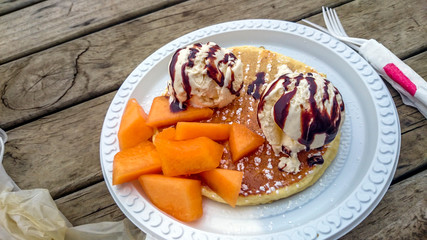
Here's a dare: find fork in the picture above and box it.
[302,7,427,118]
[303,7,366,51]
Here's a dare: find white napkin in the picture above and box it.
[0,129,145,240]
[359,39,427,118]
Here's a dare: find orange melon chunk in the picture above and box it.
[175,122,230,141]
[113,141,161,185]
[199,169,243,207]
[153,127,176,146]
[146,96,214,128]
[229,123,265,162]
[118,98,154,150]
[138,174,203,222]
[155,137,224,176]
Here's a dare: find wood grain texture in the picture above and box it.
[0,0,43,15]
[3,91,114,198]
[0,0,182,64]
[396,125,427,178]
[0,0,348,130]
[55,181,126,225]
[342,171,427,239]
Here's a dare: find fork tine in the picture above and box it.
[330,8,349,37]
[323,7,339,36]
[322,7,335,35]
[329,8,366,46]
[324,7,341,36]
[321,6,362,50]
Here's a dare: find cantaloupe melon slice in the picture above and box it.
[229,123,264,162]
[155,137,224,176]
[199,169,243,207]
[113,141,161,185]
[175,122,230,141]
[118,98,154,150]
[146,96,213,128]
[138,174,203,222]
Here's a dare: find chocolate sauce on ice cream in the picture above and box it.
[168,42,243,112]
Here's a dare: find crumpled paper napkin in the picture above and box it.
[0,128,146,240]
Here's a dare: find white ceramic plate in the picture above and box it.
[100,20,400,239]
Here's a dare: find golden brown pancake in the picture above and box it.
[201,46,341,205]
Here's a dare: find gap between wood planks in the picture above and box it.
[0,0,187,65]
[0,0,354,66]
[398,46,427,64]
[0,1,354,132]
[392,163,427,185]
[0,0,45,15]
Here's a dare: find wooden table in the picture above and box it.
[1,0,425,239]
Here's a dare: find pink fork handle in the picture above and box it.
[383,63,417,96]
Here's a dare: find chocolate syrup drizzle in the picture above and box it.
[307,155,324,167]
[168,46,186,112]
[257,76,281,113]
[206,44,223,87]
[169,43,242,112]
[247,72,266,99]
[227,52,243,96]
[273,74,299,130]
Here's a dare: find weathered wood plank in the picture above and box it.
[55,181,127,225]
[0,0,183,64]
[0,0,44,15]
[342,170,427,239]
[3,91,114,198]
[396,124,427,179]
[0,0,352,130]
[396,97,426,135]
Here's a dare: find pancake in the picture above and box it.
[200,46,342,206]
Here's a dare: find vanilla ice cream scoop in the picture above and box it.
[168,42,243,111]
[257,72,345,173]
